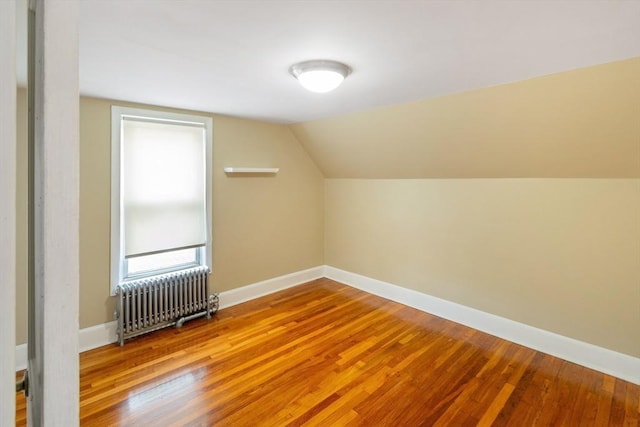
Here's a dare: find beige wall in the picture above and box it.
[16,58,639,362]
[289,58,640,359]
[325,179,640,357]
[291,57,640,179]
[16,92,325,344]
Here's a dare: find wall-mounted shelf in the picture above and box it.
[223,167,279,174]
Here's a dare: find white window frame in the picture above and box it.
[110,106,213,295]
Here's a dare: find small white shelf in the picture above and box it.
[223,167,279,174]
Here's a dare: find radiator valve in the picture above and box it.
[208,293,219,317]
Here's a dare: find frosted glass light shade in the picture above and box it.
[289,60,351,93]
[296,70,344,93]
[122,118,206,257]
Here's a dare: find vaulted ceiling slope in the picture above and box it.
[290,58,640,179]
[15,1,639,124]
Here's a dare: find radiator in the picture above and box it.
[116,266,219,346]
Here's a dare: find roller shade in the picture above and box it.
[122,118,206,257]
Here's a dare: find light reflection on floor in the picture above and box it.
[126,371,196,411]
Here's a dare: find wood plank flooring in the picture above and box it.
[16,278,640,426]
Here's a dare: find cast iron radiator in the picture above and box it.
[115,266,219,346]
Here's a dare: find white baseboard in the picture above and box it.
[15,321,119,372]
[324,266,640,385]
[15,266,324,371]
[79,321,118,353]
[15,344,27,372]
[18,265,636,385]
[218,265,325,309]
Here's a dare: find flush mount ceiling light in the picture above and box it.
[289,60,352,93]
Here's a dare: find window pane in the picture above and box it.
[122,118,206,257]
[127,248,198,275]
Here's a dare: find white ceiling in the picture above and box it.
[18,1,640,123]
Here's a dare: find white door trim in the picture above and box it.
[29,0,80,425]
[0,1,17,425]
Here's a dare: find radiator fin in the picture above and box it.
[116,266,211,345]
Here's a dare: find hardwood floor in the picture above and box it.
[16,278,640,426]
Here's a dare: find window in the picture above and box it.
[110,106,212,294]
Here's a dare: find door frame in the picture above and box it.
[0,0,17,425]
[27,0,81,425]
